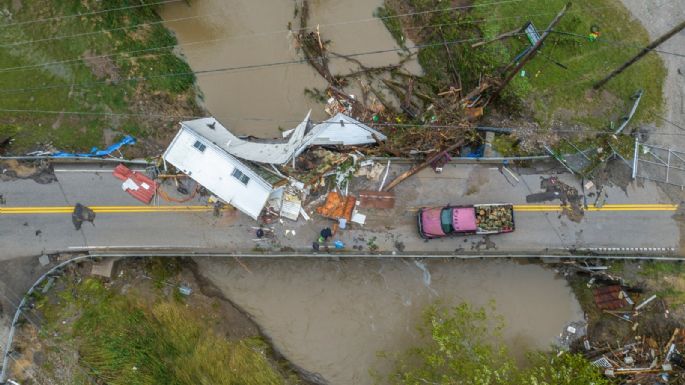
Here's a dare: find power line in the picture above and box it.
[550,30,685,58]
[0,106,654,137]
[0,0,520,34]
[4,19,672,95]
[0,0,183,29]
[0,13,211,49]
[1,0,669,79]
[0,0,519,49]
[0,11,535,74]
[0,3,623,76]
[0,34,528,95]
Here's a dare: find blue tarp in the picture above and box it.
[52,135,136,158]
[466,145,485,158]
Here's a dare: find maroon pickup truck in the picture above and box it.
[417,204,515,239]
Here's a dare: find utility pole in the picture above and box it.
[594,20,685,89]
[489,3,570,101]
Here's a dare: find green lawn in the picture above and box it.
[471,0,666,128]
[35,277,292,385]
[0,0,199,154]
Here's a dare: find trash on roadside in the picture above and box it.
[280,186,304,221]
[430,151,452,173]
[351,210,366,225]
[38,254,50,267]
[178,285,192,296]
[355,161,386,181]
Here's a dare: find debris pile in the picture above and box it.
[559,262,685,384]
[475,205,514,232]
[588,328,685,382]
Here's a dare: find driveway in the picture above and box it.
[620,0,685,148]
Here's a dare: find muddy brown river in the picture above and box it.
[196,258,583,385]
[160,0,418,136]
[164,3,583,384]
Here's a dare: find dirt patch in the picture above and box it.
[0,160,57,184]
[583,89,624,121]
[471,236,496,250]
[81,49,121,83]
[464,167,488,195]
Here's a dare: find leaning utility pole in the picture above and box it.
[594,20,685,89]
[489,3,570,101]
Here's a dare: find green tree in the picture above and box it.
[519,352,612,385]
[386,303,612,385]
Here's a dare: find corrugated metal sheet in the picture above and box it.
[113,164,157,204]
[180,112,386,165]
[593,285,629,310]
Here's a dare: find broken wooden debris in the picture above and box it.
[358,190,396,209]
[316,191,356,222]
[383,139,465,191]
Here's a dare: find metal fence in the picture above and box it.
[634,141,685,187]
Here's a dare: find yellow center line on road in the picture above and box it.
[0,204,678,215]
[0,205,215,214]
[513,204,678,212]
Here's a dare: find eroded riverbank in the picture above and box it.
[196,258,584,385]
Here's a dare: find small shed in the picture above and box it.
[163,124,272,220]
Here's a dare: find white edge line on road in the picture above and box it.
[54,169,146,173]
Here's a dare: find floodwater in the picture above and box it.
[160,0,417,136]
[196,258,584,385]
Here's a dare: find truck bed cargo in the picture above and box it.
[417,203,515,239]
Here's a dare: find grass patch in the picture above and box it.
[639,261,685,305]
[0,0,200,154]
[471,0,665,128]
[375,5,406,49]
[639,261,685,277]
[38,278,291,385]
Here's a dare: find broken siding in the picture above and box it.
[179,112,385,165]
[182,113,311,165]
[306,113,387,146]
[163,127,271,219]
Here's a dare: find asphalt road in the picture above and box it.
[0,163,680,259]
